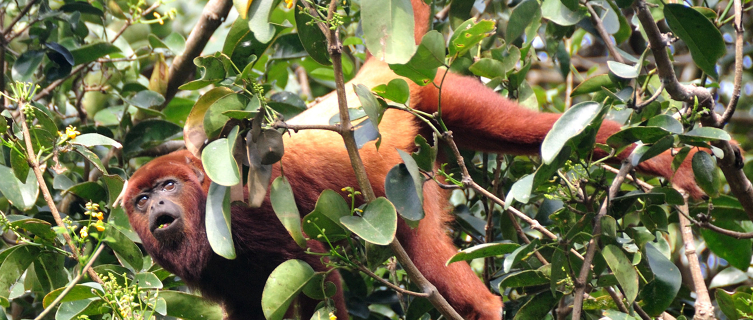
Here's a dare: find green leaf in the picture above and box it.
[507,0,541,42]
[70,42,121,65]
[55,298,106,320]
[664,4,726,79]
[206,182,236,259]
[295,5,330,66]
[184,87,234,155]
[631,135,674,166]
[0,166,39,210]
[716,290,739,320]
[43,283,102,308]
[59,2,104,15]
[12,50,45,82]
[271,176,307,247]
[385,150,424,224]
[203,93,248,138]
[503,239,539,273]
[302,190,350,242]
[542,0,587,26]
[388,30,444,86]
[448,19,496,57]
[201,139,241,186]
[541,101,603,164]
[469,58,506,79]
[692,151,720,197]
[701,220,753,271]
[73,145,108,175]
[123,120,182,156]
[70,133,122,148]
[361,0,417,64]
[247,0,277,43]
[570,74,616,96]
[606,126,672,148]
[372,79,410,104]
[602,244,639,304]
[354,84,383,134]
[640,205,669,233]
[505,174,534,209]
[262,260,316,320]
[680,127,731,143]
[640,242,681,316]
[513,291,560,320]
[103,227,143,272]
[647,114,683,134]
[340,197,397,245]
[0,246,41,301]
[447,243,519,265]
[134,272,163,289]
[607,60,640,79]
[499,270,549,289]
[160,291,223,320]
[8,216,56,241]
[64,182,107,204]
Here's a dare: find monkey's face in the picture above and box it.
[121,151,212,279]
[129,178,186,244]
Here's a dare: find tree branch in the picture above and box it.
[720,0,744,125]
[635,0,753,219]
[676,199,716,320]
[572,160,633,320]
[586,2,624,64]
[161,0,234,106]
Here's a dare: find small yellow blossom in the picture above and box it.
[80,228,88,238]
[85,202,100,211]
[153,12,164,25]
[59,125,80,140]
[284,0,294,9]
[95,221,105,232]
[329,312,337,320]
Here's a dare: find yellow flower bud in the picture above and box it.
[329,312,337,320]
[95,224,105,232]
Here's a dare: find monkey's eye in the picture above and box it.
[163,181,176,191]
[136,196,149,208]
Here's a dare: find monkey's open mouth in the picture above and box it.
[149,211,182,237]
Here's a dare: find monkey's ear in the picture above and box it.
[185,156,205,183]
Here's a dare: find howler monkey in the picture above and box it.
[121,0,705,319]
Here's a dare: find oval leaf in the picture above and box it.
[262,260,316,320]
[340,197,397,245]
[270,176,307,247]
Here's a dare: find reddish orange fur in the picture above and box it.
[122,0,706,319]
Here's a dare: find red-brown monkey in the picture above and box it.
[121,0,707,319]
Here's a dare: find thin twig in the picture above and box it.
[586,2,625,64]
[273,121,341,133]
[634,83,664,110]
[2,0,40,36]
[720,0,744,125]
[604,286,630,314]
[17,107,103,284]
[356,264,429,297]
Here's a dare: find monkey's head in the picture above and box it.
[122,150,212,280]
